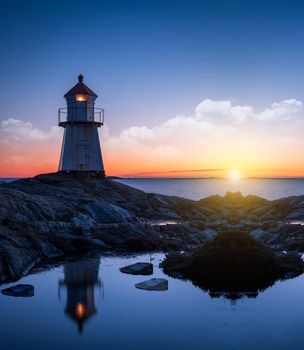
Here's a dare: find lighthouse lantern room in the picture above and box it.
[58,75,105,177]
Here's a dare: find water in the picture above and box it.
[115,178,304,200]
[2,177,304,200]
[2,178,304,349]
[0,178,19,183]
[1,253,304,350]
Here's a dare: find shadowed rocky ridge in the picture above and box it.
[162,231,304,299]
[1,172,304,283]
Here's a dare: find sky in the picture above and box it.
[1,0,304,177]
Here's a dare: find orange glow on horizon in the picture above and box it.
[1,136,304,178]
[2,157,304,179]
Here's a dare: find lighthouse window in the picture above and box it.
[76,94,88,102]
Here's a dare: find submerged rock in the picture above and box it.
[120,262,153,275]
[1,284,34,297]
[162,231,304,299]
[135,278,168,291]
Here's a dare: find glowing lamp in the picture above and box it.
[76,94,88,102]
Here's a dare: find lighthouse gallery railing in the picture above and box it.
[58,107,105,126]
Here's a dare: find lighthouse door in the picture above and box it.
[77,143,90,170]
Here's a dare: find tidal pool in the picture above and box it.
[1,253,304,350]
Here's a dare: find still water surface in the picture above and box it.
[116,178,304,200]
[2,179,304,349]
[1,253,304,350]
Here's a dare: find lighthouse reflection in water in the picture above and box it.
[58,257,103,333]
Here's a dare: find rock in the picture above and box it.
[250,229,267,240]
[287,208,304,220]
[2,172,304,285]
[0,172,211,283]
[135,278,168,291]
[120,262,153,275]
[162,231,304,299]
[200,229,217,240]
[1,284,34,297]
[250,205,272,217]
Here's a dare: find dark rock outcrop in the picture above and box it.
[162,231,304,299]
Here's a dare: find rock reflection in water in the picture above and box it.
[162,231,304,301]
[202,285,267,301]
[58,257,103,333]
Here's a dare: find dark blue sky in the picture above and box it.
[1,0,304,133]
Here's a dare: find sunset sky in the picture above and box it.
[1,0,304,178]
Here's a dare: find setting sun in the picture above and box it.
[228,170,242,181]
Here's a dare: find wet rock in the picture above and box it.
[135,278,168,291]
[250,229,268,240]
[2,172,304,285]
[120,262,153,275]
[287,208,304,220]
[1,284,34,297]
[199,229,217,240]
[162,231,304,299]
[0,172,209,283]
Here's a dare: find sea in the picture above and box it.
[3,177,304,200]
[1,178,304,349]
[115,177,304,200]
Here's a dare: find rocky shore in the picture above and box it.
[1,172,304,284]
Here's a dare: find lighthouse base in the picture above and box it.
[58,170,106,179]
[58,123,105,174]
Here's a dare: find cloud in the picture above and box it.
[119,126,156,141]
[256,99,303,122]
[1,97,304,176]
[0,118,61,144]
[102,98,304,174]
[107,98,304,149]
[195,99,254,123]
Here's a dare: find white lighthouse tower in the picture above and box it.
[58,75,105,177]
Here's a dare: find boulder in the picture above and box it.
[162,231,304,299]
[1,284,34,297]
[135,278,168,291]
[120,262,153,275]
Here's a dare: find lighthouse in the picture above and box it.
[58,75,105,177]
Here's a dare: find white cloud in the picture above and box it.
[195,99,254,123]
[256,99,303,121]
[0,118,61,144]
[101,98,304,170]
[119,126,156,141]
[1,98,304,174]
[106,98,304,149]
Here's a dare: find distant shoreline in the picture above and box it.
[118,177,304,180]
[3,176,304,182]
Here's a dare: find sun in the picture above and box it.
[228,170,242,181]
